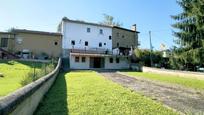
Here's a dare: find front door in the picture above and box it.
[90,57,104,68]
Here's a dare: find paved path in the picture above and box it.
[99,72,204,114]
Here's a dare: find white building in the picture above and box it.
[59,17,130,69]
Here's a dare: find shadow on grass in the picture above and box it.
[34,72,69,115]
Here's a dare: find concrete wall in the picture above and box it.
[0,58,61,115]
[69,55,130,69]
[104,56,130,69]
[14,33,62,58]
[143,66,204,79]
[70,55,90,69]
[62,21,112,51]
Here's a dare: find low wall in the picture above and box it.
[0,58,61,115]
[143,66,204,79]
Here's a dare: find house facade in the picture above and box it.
[0,29,62,59]
[59,17,138,69]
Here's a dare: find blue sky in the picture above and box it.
[0,0,181,50]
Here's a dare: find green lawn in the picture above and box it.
[35,71,177,115]
[126,72,204,90]
[0,60,43,96]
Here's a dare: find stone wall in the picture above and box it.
[0,58,61,115]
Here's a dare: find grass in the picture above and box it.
[126,72,204,90]
[0,60,43,96]
[35,71,177,115]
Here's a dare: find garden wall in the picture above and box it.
[143,66,204,79]
[0,58,61,115]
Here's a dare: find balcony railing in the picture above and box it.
[70,47,132,56]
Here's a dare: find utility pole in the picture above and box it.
[149,31,153,67]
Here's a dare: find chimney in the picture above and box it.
[131,24,137,31]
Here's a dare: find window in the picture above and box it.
[116,58,120,63]
[116,33,119,37]
[0,38,8,47]
[99,42,102,47]
[99,29,103,34]
[122,35,125,38]
[54,42,58,45]
[85,41,88,46]
[117,42,119,47]
[75,56,79,62]
[109,36,112,40]
[71,40,75,45]
[104,43,106,45]
[109,58,113,63]
[87,28,91,33]
[82,57,86,62]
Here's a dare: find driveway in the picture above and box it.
[99,72,204,114]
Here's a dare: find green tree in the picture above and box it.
[171,0,204,70]
[100,14,123,27]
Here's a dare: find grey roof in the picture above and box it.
[62,17,112,28]
[0,31,14,34]
[62,17,140,33]
[113,26,140,33]
[12,29,62,36]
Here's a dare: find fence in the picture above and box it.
[0,58,61,115]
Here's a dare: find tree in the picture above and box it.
[171,0,204,70]
[100,14,123,27]
[134,49,162,67]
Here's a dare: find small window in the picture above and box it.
[99,29,103,34]
[54,42,58,45]
[109,36,112,40]
[0,38,8,47]
[87,28,91,33]
[99,42,102,47]
[116,33,119,37]
[104,43,106,45]
[116,58,120,63]
[75,56,79,62]
[122,35,125,38]
[82,57,86,62]
[85,41,88,46]
[71,40,75,45]
[117,42,119,47]
[109,58,113,63]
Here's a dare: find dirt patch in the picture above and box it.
[99,72,204,114]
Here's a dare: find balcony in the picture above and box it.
[70,47,132,57]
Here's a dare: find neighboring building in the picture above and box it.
[0,32,15,51]
[112,25,139,55]
[0,29,62,59]
[59,17,138,69]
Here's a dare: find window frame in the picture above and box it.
[85,41,88,46]
[116,58,120,63]
[81,57,86,63]
[99,42,102,47]
[109,58,113,63]
[75,56,79,62]
[99,29,103,34]
[87,28,91,33]
[71,40,75,45]
[0,38,8,47]
[109,36,112,40]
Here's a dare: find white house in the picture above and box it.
[59,17,130,69]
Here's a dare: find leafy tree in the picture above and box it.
[171,0,204,70]
[134,49,162,67]
[100,14,123,27]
